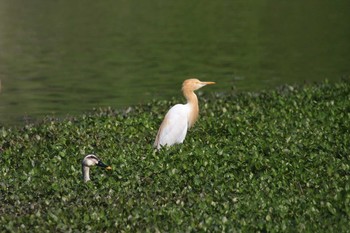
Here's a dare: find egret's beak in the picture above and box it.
[201,81,215,85]
[97,160,112,170]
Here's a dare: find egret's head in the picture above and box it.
[182,78,215,92]
[82,154,112,170]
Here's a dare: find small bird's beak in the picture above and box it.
[97,160,111,170]
[201,81,215,85]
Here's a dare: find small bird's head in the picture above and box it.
[82,154,112,170]
[82,154,112,182]
[182,78,215,92]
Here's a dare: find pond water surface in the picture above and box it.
[0,0,349,125]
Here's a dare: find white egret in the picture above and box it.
[82,154,111,182]
[154,78,215,149]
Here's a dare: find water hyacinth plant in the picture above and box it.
[0,80,349,232]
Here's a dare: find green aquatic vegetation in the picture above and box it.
[1,81,349,232]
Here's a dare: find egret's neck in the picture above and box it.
[82,165,90,182]
[183,89,199,128]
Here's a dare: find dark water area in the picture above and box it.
[0,0,349,125]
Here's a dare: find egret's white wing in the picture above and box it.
[155,104,189,149]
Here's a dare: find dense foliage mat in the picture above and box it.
[1,81,349,232]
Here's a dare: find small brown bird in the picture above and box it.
[82,154,111,182]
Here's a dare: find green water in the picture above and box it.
[0,0,349,125]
